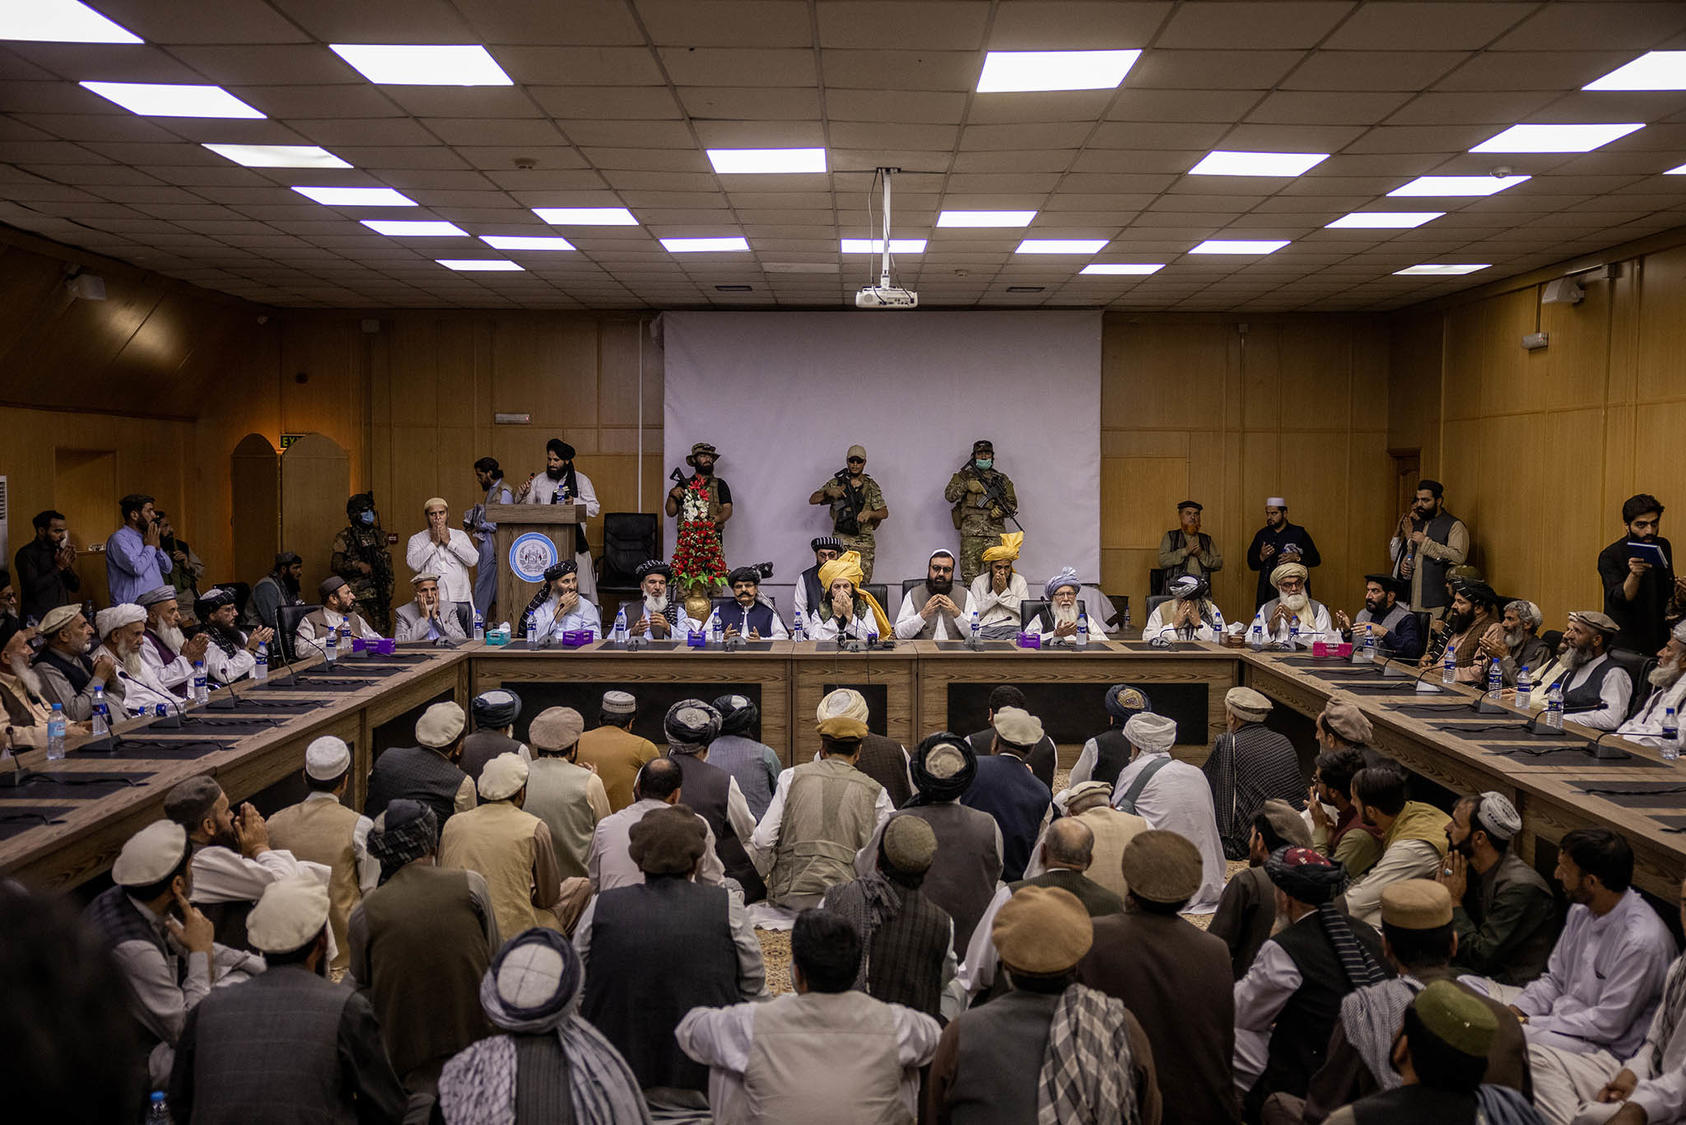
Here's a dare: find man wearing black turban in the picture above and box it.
[521,438,601,601]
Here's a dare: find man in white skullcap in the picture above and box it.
[31,603,117,720]
[393,572,468,644]
[1203,686,1305,861]
[362,700,476,833]
[1110,711,1225,912]
[1615,618,1686,751]
[169,876,408,1122]
[136,584,210,698]
[266,735,378,981]
[439,752,563,937]
[814,686,913,806]
[894,549,974,641]
[576,689,660,812]
[1026,567,1087,644]
[406,497,478,606]
[1249,561,1336,649]
[1521,610,1633,730]
[81,820,264,1089]
[95,603,179,714]
[1246,496,1321,610]
[1436,790,1559,987]
[1141,573,1227,643]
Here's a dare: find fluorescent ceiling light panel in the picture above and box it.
[1326,211,1444,229]
[362,220,467,237]
[1394,264,1489,276]
[292,186,417,207]
[1,0,141,43]
[1080,263,1165,275]
[1190,239,1289,255]
[1016,239,1109,254]
[936,210,1036,228]
[330,44,512,86]
[976,50,1141,93]
[660,237,749,252]
[204,143,350,169]
[481,235,577,251]
[533,207,638,226]
[1584,51,1686,91]
[80,81,264,119]
[841,239,926,254]
[1388,175,1529,197]
[707,147,826,174]
[1189,150,1329,177]
[437,259,523,272]
[1470,123,1643,153]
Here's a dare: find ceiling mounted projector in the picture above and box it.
[856,167,918,310]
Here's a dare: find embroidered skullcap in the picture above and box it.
[305,736,351,781]
[601,690,637,715]
[37,604,81,638]
[1266,497,1287,508]
[1044,568,1081,600]
[1121,830,1202,904]
[95,604,145,639]
[472,688,521,728]
[528,706,584,753]
[992,706,1043,750]
[1475,791,1522,841]
[1264,845,1348,905]
[629,804,708,875]
[1124,712,1177,753]
[817,688,869,724]
[1226,686,1274,721]
[1103,683,1153,722]
[478,753,529,801]
[1412,980,1498,1060]
[993,885,1092,975]
[981,532,1023,564]
[416,701,466,748]
[1270,562,1309,587]
[247,875,330,955]
[665,698,721,753]
[881,815,937,875]
[112,820,188,887]
[713,694,758,736]
[1380,880,1453,930]
[137,585,177,608]
[635,559,671,579]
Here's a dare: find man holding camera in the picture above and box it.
[809,444,889,583]
[106,493,174,607]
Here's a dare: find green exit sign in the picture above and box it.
[279,433,304,449]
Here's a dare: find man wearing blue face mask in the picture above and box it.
[945,439,1018,586]
[330,493,395,635]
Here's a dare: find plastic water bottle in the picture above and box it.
[1288,621,1301,650]
[91,687,111,738]
[708,609,722,645]
[1250,624,1265,651]
[1076,612,1089,648]
[473,610,484,642]
[253,642,268,681]
[1514,665,1531,703]
[1442,650,1457,686]
[324,626,337,667]
[525,612,539,650]
[193,661,209,706]
[611,605,628,645]
[1486,660,1502,700]
[1544,680,1565,730]
[969,609,981,646]
[46,702,66,761]
[1663,707,1679,762]
[792,613,806,641]
[1121,604,1132,634]
[146,1091,173,1124]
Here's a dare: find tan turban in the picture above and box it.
[1270,562,1309,588]
[817,688,870,724]
[981,531,1023,564]
[1226,686,1273,722]
[816,551,891,636]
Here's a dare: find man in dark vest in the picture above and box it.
[1236,846,1390,1120]
[817,686,911,807]
[791,535,842,627]
[349,800,498,1093]
[1081,830,1241,1125]
[169,876,408,1123]
[1522,610,1634,730]
[966,684,1057,789]
[662,698,764,901]
[579,805,764,1116]
[824,814,956,1023]
[31,603,116,720]
[1389,479,1469,613]
[362,700,476,839]
[961,706,1052,881]
[1212,800,1313,982]
[894,732,1002,958]
[893,548,975,641]
[713,565,789,639]
[1334,574,1424,662]
[1071,682,1155,789]
[457,688,527,782]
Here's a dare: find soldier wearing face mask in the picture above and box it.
[945,439,1018,586]
[331,493,394,635]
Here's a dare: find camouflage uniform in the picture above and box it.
[945,464,1018,586]
[820,473,886,583]
[330,524,394,635]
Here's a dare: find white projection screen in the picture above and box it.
[663,311,1102,597]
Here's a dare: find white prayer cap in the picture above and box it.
[416,701,465,749]
[817,688,869,724]
[137,585,178,608]
[1124,712,1178,754]
[112,820,188,887]
[409,572,440,587]
[1266,497,1287,508]
[305,736,351,781]
[601,690,637,715]
[993,706,1044,749]
[1475,792,1522,841]
[496,937,568,1009]
[246,875,331,954]
[95,604,146,639]
[479,752,530,801]
[423,496,449,513]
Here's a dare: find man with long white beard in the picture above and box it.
[1615,619,1686,750]
[968,532,1030,640]
[521,560,602,643]
[1523,611,1633,731]
[137,585,210,698]
[30,604,116,720]
[1250,562,1334,648]
[96,604,181,714]
[1026,567,1090,644]
[0,617,90,747]
[1142,573,1227,642]
[195,588,274,685]
[627,559,694,639]
[894,549,973,640]
[522,438,601,601]
[295,576,382,655]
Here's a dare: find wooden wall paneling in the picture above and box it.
[1539,284,1612,414]
[1542,407,1609,623]
[54,447,117,610]
[1241,326,1280,431]
[228,434,280,589]
[490,317,600,426]
[1386,312,1442,459]
[1635,245,1686,407]
[385,317,438,430]
[279,319,366,481]
[279,433,352,598]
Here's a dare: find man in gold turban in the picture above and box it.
[806,551,892,642]
[969,532,1030,640]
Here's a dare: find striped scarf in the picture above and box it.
[1318,902,1385,989]
[1036,984,1140,1125]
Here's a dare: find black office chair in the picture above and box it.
[861,583,888,611]
[1018,599,1086,629]
[1608,648,1653,720]
[454,602,473,637]
[597,513,659,595]
[1144,594,1171,621]
[275,603,319,664]
[1414,612,1434,646]
[1541,628,1564,654]
[900,577,930,608]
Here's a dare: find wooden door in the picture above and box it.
[54,448,117,610]
[230,434,280,587]
[280,433,351,599]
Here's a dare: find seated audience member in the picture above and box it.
[405,497,477,607]
[1618,619,1686,749]
[1212,799,1312,981]
[961,706,1054,882]
[753,708,891,909]
[1342,766,1450,928]
[13,508,80,622]
[1111,711,1226,912]
[806,550,890,641]
[679,907,940,1124]
[265,736,378,982]
[1425,565,1486,645]
[106,492,172,607]
[628,558,693,638]
[98,604,180,714]
[1334,573,1424,661]
[520,560,602,642]
[296,575,382,652]
[665,699,762,901]
[791,535,843,625]
[1599,492,1675,655]
[818,686,912,807]
[194,587,273,685]
[439,753,563,938]
[1308,747,1385,882]
[30,603,115,720]
[895,548,974,640]
[967,532,1030,640]
[437,928,648,1124]
[164,775,315,950]
[587,758,728,892]
[893,732,1002,958]
[707,693,783,821]
[1252,562,1335,648]
[1069,682,1156,788]
[458,688,528,782]
[137,585,209,698]
[362,700,476,832]
[577,806,765,1116]
[0,617,87,747]
[348,801,497,1093]
[823,815,958,1023]
[1022,779,1148,903]
[1080,831,1242,1125]
[244,551,303,632]
[1142,573,1227,643]
[1477,599,1552,689]
[1422,580,1504,683]
[1235,846,1389,1116]
[1435,792,1558,987]
[713,565,789,639]
[928,885,1162,1125]
[1314,692,1395,777]
[966,683,1058,788]
[1204,685,1305,861]
[83,820,263,1090]
[1524,611,1634,730]
[1266,880,1530,1125]
[576,690,660,812]
[169,877,407,1124]
[1027,566,1088,644]
[394,572,467,643]
[523,706,610,883]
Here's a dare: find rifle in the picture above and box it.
[967,464,1023,530]
[830,469,866,536]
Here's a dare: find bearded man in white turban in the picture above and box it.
[1249,562,1334,649]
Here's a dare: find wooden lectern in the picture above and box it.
[486,503,584,626]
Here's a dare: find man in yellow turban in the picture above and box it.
[970,532,1030,639]
[806,551,891,641]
